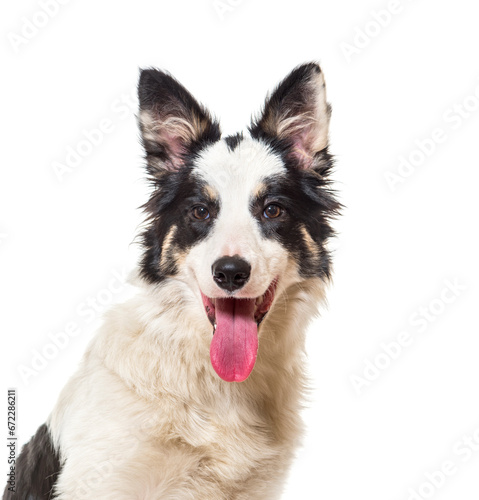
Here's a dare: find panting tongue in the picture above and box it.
[210,298,258,382]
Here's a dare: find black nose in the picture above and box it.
[212,256,251,292]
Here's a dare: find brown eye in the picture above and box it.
[192,206,210,220]
[263,204,283,219]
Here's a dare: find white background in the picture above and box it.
[1,1,479,498]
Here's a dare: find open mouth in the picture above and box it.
[201,279,277,383]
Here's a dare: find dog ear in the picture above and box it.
[249,63,331,169]
[138,69,221,173]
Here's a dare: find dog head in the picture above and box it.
[137,63,339,382]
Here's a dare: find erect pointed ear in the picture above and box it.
[138,69,221,173]
[249,63,331,169]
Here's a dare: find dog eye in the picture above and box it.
[192,206,210,220]
[263,204,283,219]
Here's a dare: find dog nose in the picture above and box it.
[212,256,251,292]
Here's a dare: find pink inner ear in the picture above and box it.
[290,133,314,169]
[158,130,188,171]
[163,131,187,158]
[147,107,198,171]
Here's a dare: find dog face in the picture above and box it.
[137,63,339,382]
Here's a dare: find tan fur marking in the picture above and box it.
[160,225,178,271]
[300,225,320,262]
[253,182,267,199]
[203,184,218,201]
[140,109,209,145]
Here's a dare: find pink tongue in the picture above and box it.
[210,298,258,382]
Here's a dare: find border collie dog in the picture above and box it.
[5,63,339,499]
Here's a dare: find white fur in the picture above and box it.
[48,274,325,499]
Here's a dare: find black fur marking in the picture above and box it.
[137,68,224,284]
[249,62,331,172]
[140,169,220,284]
[3,424,61,500]
[250,158,340,280]
[137,68,223,284]
[248,62,340,274]
[224,132,244,151]
[138,68,221,174]
[249,63,322,139]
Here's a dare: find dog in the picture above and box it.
[5,62,339,499]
